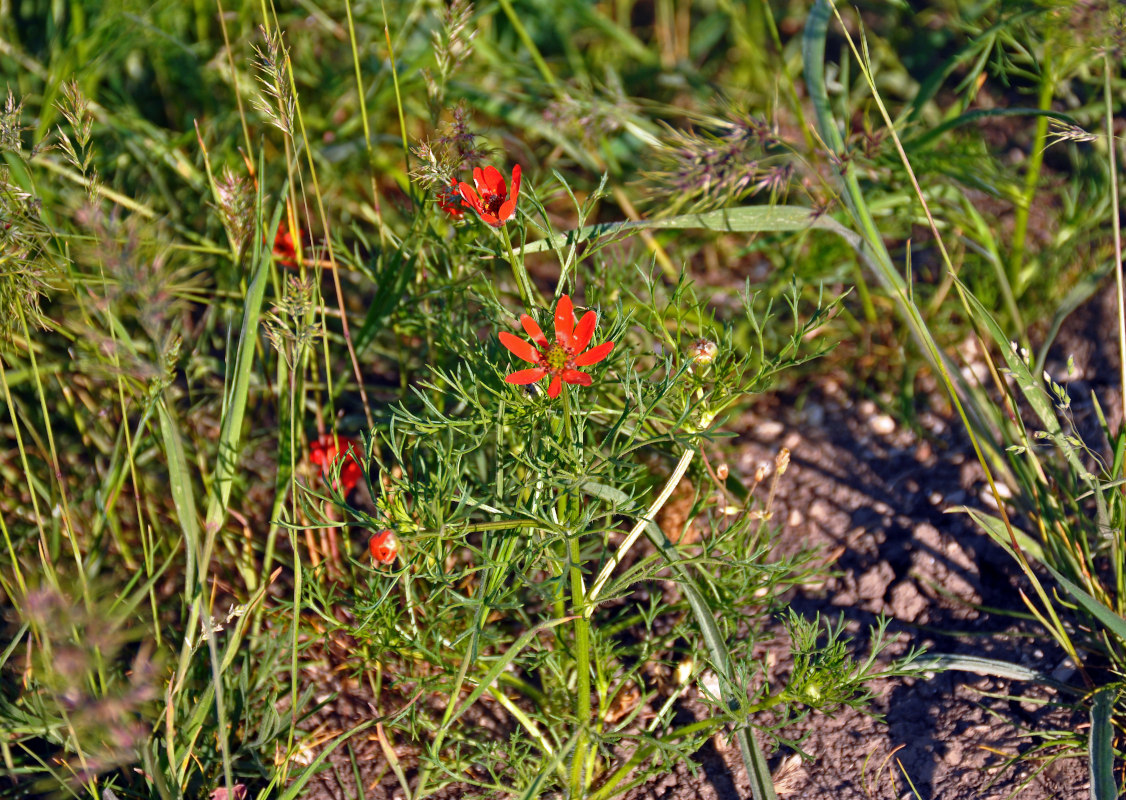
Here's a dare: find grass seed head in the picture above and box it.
[214,166,255,252]
[252,26,296,135]
[0,90,25,154]
[644,108,795,213]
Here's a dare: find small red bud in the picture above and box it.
[369,530,399,564]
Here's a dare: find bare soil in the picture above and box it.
[650,382,1088,800]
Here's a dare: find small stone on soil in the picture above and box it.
[857,561,895,600]
[870,413,896,435]
[889,580,928,622]
[757,419,784,439]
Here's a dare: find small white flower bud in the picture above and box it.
[689,338,719,366]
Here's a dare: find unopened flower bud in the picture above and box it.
[369,530,400,564]
[689,338,719,366]
[775,447,790,476]
[716,463,729,480]
[754,464,770,483]
[691,407,716,431]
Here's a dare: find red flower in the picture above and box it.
[272,223,303,268]
[458,164,521,227]
[309,433,363,491]
[439,178,466,220]
[369,529,399,564]
[498,294,614,399]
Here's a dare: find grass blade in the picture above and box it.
[948,507,1045,564]
[157,398,201,594]
[203,190,283,536]
[1088,688,1118,800]
[518,204,857,256]
[1043,565,1126,644]
[910,654,1056,685]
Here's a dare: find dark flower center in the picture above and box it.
[482,191,505,216]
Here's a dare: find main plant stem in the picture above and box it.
[562,389,593,793]
[569,526,592,794]
[500,224,538,309]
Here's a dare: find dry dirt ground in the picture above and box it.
[305,288,1124,800]
[663,384,1089,800]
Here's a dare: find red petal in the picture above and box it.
[340,462,363,491]
[505,368,547,384]
[496,164,521,222]
[574,341,614,366]
[521,314,549,348]
[547,375,562,398]
[554,295,574,344]
[561,369,592,386]
[479,165,505,196]
[440,179,466,218]
[458,182,482,212]
[572,310,597,352]
[498,332,542,363]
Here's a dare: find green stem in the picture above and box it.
[1103,51,1125,602]
[500,224,538,309]
[281,529,303,786]
[1009,47,1054,312]
[414,567,504,798]
[568,526,592,794]
[583,479,775,800]
[205,598,235,793]
[562,390,593,793]
[759,0,814,152]
[379,0,412,179]
[495,0,560,93]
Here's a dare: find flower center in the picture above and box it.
[544,343,569,372]
[482,191,505,216]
